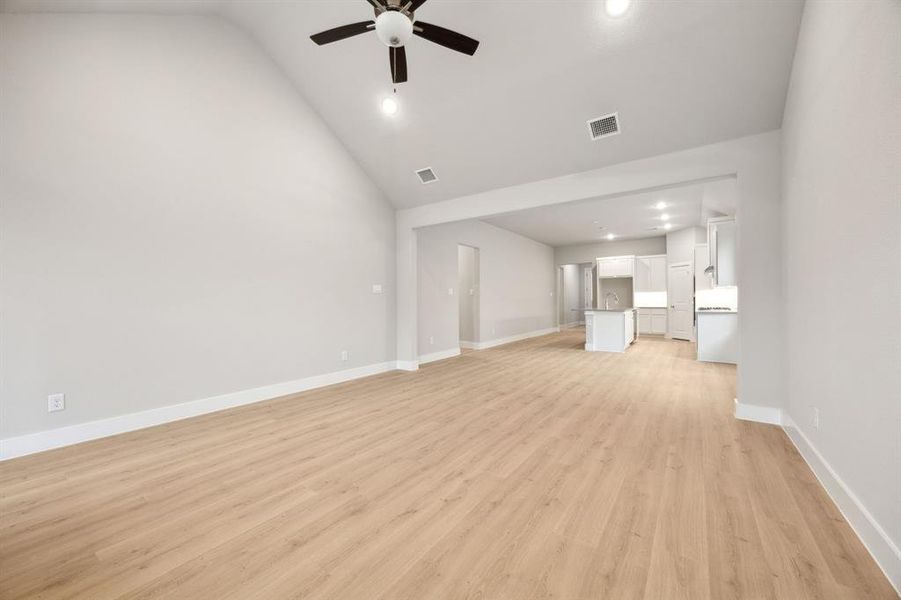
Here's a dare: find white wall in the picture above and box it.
[0,14,396,440]
[555,236,666,266]
[418,220,555,356]
[665,226,706,264]
[781,0,901,587]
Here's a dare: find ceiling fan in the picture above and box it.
[309,0,480,85]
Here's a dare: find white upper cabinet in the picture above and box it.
[634,255,666,292]
[597,256,634,278]
[707,218,737,287]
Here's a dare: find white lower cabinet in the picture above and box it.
[696,312,738,364]
[637,308,667,335]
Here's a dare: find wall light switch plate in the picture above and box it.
[447,288,454,296]
[48,393,65,413]
[371,284,382,294]
[340,350,348,361]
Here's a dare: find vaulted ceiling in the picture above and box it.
[2,0,804,209]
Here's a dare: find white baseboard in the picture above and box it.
[473,327,560,350]
[459,340,477,350]
[394,360,419,372]
[782,416,901,594]
[418,348,461,364]
[0,361,402,461]
[734,398,783,425]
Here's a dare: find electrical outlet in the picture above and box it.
[340,350,348,361]
[813,407,820,430]
[371,284,382,294]
[429,336,434,345]
[48,393,65,413]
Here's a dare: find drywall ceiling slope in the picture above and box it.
[223,0,802,208]
[2,0,804,209]
[0,0,225,14]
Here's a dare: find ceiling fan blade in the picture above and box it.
[390,46,408,84]
[407,0,429,11]
[413,21,479,56]
[310,21,374,45]
[365,0,385,8]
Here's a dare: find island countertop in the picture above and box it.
[583,307,636,313]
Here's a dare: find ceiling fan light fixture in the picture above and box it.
[381,96,399,115]
[375,11,413,47]
[605,0,631,17]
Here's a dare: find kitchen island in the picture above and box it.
[584,308,637,352]
[696,309,738,363]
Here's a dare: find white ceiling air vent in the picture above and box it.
[415,167,439,184]
[587,112,620,141]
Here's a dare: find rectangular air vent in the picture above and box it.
[415,167,438,184]
[587,112,620,141]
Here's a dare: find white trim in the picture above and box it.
[782,416,901,594]
[734,398,783,425]
[394,360,419,372]
[418,348,461,364]
[459,340,477,350]
[0,361,401,461]
[472,327,560,350]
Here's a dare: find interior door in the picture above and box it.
[668,263,694,341]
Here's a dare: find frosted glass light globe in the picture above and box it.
[375,11,413,47]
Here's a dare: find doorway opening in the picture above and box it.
[558,262,595,328]
[457,245,480,349]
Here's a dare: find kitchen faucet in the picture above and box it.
[604,291,619,310]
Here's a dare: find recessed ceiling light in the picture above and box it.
[606,233,616,240]
[661,213,670,221]
[663,223,673,230]
[655,201,666,210]
[605,0,631,18]
[381,96,398,116]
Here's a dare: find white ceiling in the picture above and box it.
[483,179,734,247]
[2,0,804,209]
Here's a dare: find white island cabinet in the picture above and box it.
[584,309,637,352]
[696,310,739,364]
